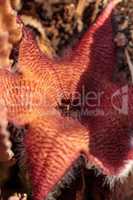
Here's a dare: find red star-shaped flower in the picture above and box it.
[0,0,132,200]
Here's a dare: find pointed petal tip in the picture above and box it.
[89,0,122,29]
[25,115,89,200]
[106,0,122,7]
[112,0,122,5]
[105,0,122,14]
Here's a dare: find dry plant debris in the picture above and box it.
[8,193,27,200]
[114,0,133,82]
[19,0,96,55]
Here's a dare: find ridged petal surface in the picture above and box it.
[24,111,89,200]
[1,1,132,200]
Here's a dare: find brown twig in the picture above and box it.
[91,0,102,22]
[76,0,91,32]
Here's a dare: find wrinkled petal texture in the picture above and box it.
[0,1,132,200]
[25,112,89,200]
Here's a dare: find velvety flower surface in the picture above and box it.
[1,0,133,200]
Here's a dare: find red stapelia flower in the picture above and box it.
[1,1,133,200]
